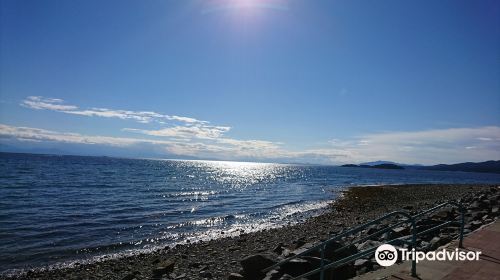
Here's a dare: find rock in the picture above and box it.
[323,240,358,261]
[189,262,201,268]
[280,258,309,277]
[392,226,410,236]
[379,231,396,241]
[290,242,316,257]
[354,259,370,268]
[356,267,368,276]
[293,238,306,249]
[419,240,430,250]
[281,248,291,257]
[263,269,282,280]
[121,273,136,280]
[472,211,488,220]
[428,236,451,250]
[356,240,382,251]
[199,270,212,278]
[240,254,277,279]
[365,225,379,235]
[152,258,175,276]
[273,243,284,255]
[431,209,453,220]
[227,273,245,280]
[470,220,483,230]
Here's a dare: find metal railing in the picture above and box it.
[262,201,465,280]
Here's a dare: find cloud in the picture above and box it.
[123,125,231,140]
[21,96,208,125]
[22,96,78,111]
[0,124,286,160]
[328,126,500,164]
[2,123,499,164]
[11,96,500,164]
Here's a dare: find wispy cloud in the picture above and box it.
[21,96,210,125]
[327,126,500,164]
[123,125,231,140]
[22,96,78,111]
[0,124,285,160]
[2,123,498,164]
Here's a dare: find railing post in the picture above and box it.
[459,204,465,248]
[320,243,326,280]
[411,218,417,277]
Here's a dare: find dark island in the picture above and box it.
[340,163,404,169]
[421,160,500,174]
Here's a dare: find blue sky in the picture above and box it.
[1,0,499,164]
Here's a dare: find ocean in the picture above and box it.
[1,152,499,275]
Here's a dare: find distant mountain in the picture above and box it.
[420,160,500,174]
[340,163,404,170]
[372,163,405,169]
[360,160,423,167]
[360,160,397,166]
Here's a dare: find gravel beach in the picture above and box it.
[2,183,498,280]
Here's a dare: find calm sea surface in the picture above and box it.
[1,152,500,274]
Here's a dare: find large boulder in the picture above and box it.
[356,240,382,251]
[240,254,277,280]
[323,240,358,261]
[280,258,310,277]
[227,273,245,280]
[152,258,175,277]
[263,269,282,280]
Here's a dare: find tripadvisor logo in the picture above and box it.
[375,244,481,267]
[375,244,398,266]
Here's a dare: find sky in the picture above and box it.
[0,0,499,165]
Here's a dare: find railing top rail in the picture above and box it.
[263,200,465,279]
[263,210,415,272]
[412,201,464,220]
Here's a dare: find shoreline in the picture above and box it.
[2,183,498,280]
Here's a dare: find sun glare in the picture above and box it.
[202,0,288,17]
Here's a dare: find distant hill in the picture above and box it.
[420,160,500,174]
[342,160,500,174]
[372,163,405,169]
[360,160,423,167]
[360,160,397,166]
[340,163,404,170]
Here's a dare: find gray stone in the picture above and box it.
[240,254,277,279]
[152,258,175,276]
[227,273,245,280]
[356,240,382,251]
[121,273,136,280]
[280,258,309,277]
[199,271,212,278]
[263,269,282,280]
[354,258,370,267]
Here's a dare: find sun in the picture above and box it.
[202,0,288,16]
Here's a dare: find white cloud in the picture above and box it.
[328,126,500,164]
[2,123,499,164]
[21,96,208,125]
[11,96,500,164]
[124,125,231,140]
[0,124,286,160]
[22,96,78,111]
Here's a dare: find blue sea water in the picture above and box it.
[1,152,500,275]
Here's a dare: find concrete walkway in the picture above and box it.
[353,220,500,280]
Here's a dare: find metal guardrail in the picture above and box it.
[262,201,465,280]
